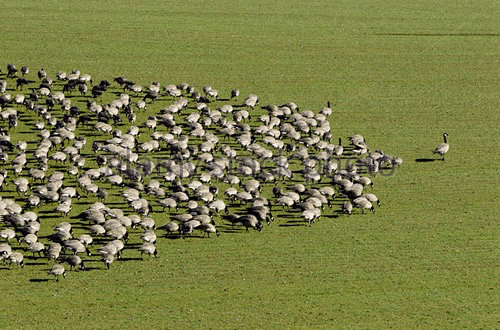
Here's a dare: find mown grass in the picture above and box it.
[0,0,499,329]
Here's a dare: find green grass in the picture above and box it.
[0,0,499,329]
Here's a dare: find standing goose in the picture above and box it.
[433,132,449,160]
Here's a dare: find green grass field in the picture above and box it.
[0,1,498,329]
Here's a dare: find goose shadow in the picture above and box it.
[322,214,339,219]
[118,257,143,262]
[25,261,49,266]
[29,278,50,283]
[282,220,308,226]
[415,158,437,162]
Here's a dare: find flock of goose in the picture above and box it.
[0,64,404,281]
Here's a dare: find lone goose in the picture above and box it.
[433,132,449,160]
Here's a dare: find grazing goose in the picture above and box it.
[140,230,157,244]
[342,201,353,215]
[138,242,158,259]
[9,252,24,268]
[0,228,16,243]
[48,264,66,281]
[47,243,62,262]
[66,255,85,271]
[301,208,321,226]
[352,197,375,213]
[433,132,449,160]
[64,240,91,256]
[21,66,29,76]
[27,242,46,258]
[101,252,115,269]
[200,223,220,237]
[157,222,180,235]
[237,215,263,232]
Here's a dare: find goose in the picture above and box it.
[354,176,373,188]
[78,234,93,246]
[0,243,12,261]
[0,228,16,242]
[158,197,177,211]
[47,243,62,262]
[48,264,66,281]
[20,233,38,245]
[37,68,47,80]
[361,193,380,207]
[138,242,157,259]
[301,208,321,226]
[7,64,17,77]
[277,196,295,210]
[109,240,125,258]
[231,89,240,99]
[55,202,72,217]
[66,255,85,271]
[139,217,156,230]
[248,206,273,224]
[9,251,24,268]
[106,226,129,242]
[342,201,353,215]
[140,230,157,244]
[208,199,228,214]
[433,132,449,160]
[238,215,263,232]
[352,197,375,213]
[101,253,115,269]
[157,222,180,235]
[27,242,46,257]
[200,223,220,237]
[64,240,91,256]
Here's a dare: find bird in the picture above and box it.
[140,230,157,244]
[138,242,157,259]
[27,242,46,258]
[230,88,240,99]
[0,229,16,243]
[237,215,263,232]
[47,243,62,262]
[101,252,115,270]
[48,264,66,281]
[9,252,24,268]
[361,193,380,207]
[65,255,85,271]
[64,240,91,256]
[38,68,47,80]
[301,208,321,226]
[433,132,449,160]
[352,197,375,213]
[157,222,179,235]
[201,223,220,238]
[342,201,353,215]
